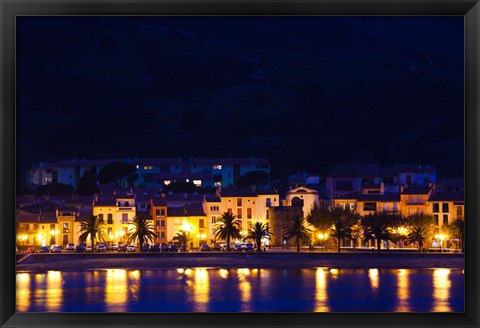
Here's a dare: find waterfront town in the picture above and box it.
[16,157,464,253]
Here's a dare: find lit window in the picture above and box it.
[193,180,202,187]
[214,182,222,187]
[164,180,171,185]
[213,165,222,170]
[144,165,153,170]
[186,179,190,183]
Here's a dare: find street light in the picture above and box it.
[317,232,328,251]
[436,233,447,252]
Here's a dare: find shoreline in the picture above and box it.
[16,252,464,272]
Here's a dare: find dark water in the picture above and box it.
[16,267,464,312]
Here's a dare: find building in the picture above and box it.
[166,205,207,248]
[285,186,320,218]
[151,195,168,243]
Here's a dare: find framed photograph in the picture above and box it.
[1,0,479,327]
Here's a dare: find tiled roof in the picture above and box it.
[57,205,77,212]
[17,211,57,223]
[204,195,221,202]
[151,196,167,207]
[219,188,257,197]
[165,193,204,202]
[167,206,206,217]
[381,193,401,202]
[357,194,383,202]
[429,192,464,202]
[402,186,431,195]
[94,195,116,206]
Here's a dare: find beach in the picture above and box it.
[16,251,464,272]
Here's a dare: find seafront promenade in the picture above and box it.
[16,251,464,271]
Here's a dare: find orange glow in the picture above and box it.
[314,268,329,312]
[433,269,451,312]
[46,271,63,312]
[16,273,31,312]
[193,268,209,311]
[395,269,411,312]
[369,269,379,290]
[105,269,128,312]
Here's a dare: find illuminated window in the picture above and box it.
[213,165,222,170]
[457,206,463,216]
[214,182,222,187]
[193,180,202,187]
[62,223,69,233]
[442,203,449,212]
[164,180,171,185]
[144,165,153,170]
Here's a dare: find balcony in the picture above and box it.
[118,207,134,211]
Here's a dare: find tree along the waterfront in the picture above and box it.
[404,214,435,251]
[77,214,106,251]
[213,212,242,252]
[283,216,314,252]
[361,212,399,251]
[246,221,273,252]
[173,230,192,252]
[446,218,465,252]
[127,215,156,252]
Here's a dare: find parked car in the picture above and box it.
[49,245,57,252]
[212,243,222,251]
[85,245,93,252]
[245,243,255,251]
[117,245,127,252]
[108,244,118,251]
[160,243,170,252]
[52,246,62,253]
[200,244,210,252]
[234,244,245,252]
[40,246,49,253]
[218,242,227,251]
[126,245,136,252]
[26,247,35,253]
[65,243,75,251]
[75,244,85,252]
[96,244,107,252]
[170,244,179,252]
[141,244,150,252]
[149,243,160,252]
[179,245,187,252]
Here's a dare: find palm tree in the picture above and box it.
[213,212,242,252]
[173,230,192,252]
[361,213,396,251]
[405,225,429,251]
[447,218,464,252]
[77,214,106,251]
[246,221,273,252]
[405,214,435,252]
[283,217,314,252]
[127,215,156,252]
[329,219,352,252]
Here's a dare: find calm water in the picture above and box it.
[16,268,464,312]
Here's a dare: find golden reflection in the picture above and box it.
[105,269,127,312]
[46,271,63,312]
[433,269,451,312]
[369,269,379,290]
[239,278,252,312]
[219,269,229,279]
[16,273,31,312]
[237,268,250,279]
[314,268,329,312]
[329,268,339,275]
[193,268,209,312]
[395,269,410,312]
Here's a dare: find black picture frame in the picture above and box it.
[1,0,478,327]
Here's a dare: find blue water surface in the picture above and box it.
[16,267,464,312]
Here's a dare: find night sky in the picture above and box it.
[16,16,464,183]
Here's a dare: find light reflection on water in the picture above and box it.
[16,268,464,313]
